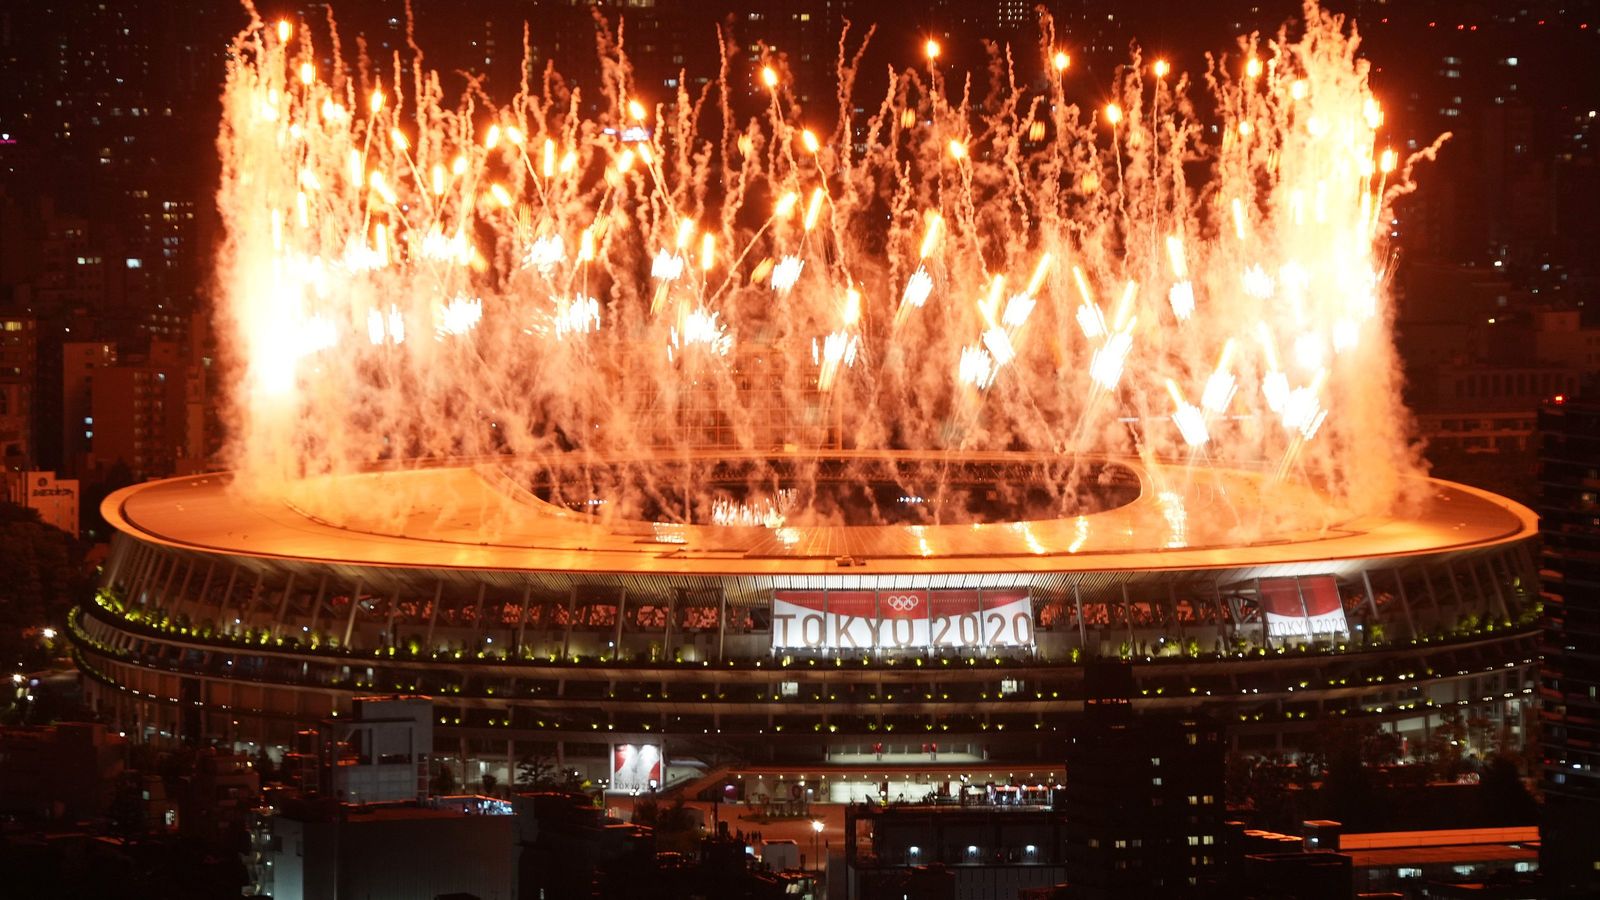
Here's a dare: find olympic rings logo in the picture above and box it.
[884,594,921,612]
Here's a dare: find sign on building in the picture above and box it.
[770,589,1033,651]
[3,470,79,537]
[611,743,663,793]
[1257,576,1349,639]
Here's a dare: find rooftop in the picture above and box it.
[1344,844,1537,868]
[1340,827,1540,851]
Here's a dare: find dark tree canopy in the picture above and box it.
[0,502,91,675]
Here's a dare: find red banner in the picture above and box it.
[1258,576,1348,638]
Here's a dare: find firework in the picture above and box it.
[216,1,1428,528]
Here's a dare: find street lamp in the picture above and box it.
[811,819,825,873]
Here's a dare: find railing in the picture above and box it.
[71,596,1539,742]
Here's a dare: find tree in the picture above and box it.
[1226,751,1298,831]
[652,798,701,854]
[515,753,556,788]
[656,798,697,832]
[431,761,457,795]
[1362,727,1404,768]
[1426,709,1469,782]
[1467,711,1497,758]
[515,753,582,791]
[1478,754,1537,825]
[253,744,279,781]
[1314,721,1379,830]
[0,502,91,673]
[632,796,659,827]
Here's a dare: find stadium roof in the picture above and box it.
[104,453,1536,586]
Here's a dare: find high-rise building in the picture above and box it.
[1538,396,1600,897]
[0,310,36,468]
[84,338,209,481]
[1062,664,1226,898]
[61,339,116,476]
[0,0,226,478]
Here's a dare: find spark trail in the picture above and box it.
[216,2,1432,531]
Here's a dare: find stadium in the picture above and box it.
[70,450,1541,798]
[62,3,1522,802]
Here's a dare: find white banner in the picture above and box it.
[770,590,1033,651]
[1265,610,1350,638]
